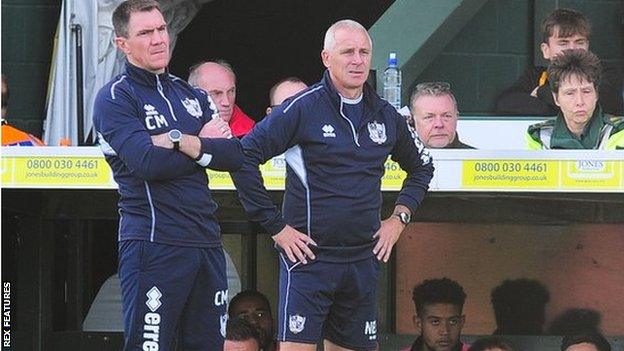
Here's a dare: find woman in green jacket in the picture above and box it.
[526,49,624,150]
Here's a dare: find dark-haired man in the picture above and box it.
[93,1,242,349]
[561,332,612,351]
[496,8,622,116]
[490,278,550,335]
[225,317,262,351]
[468,336,514,351]
[404,278,469,351]
[229,290,276,351]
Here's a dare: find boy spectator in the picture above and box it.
[496,8,623,116]
[404,278,469,351]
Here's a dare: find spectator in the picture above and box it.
[404,277,469,351]
[188,60,255,138]
[1,74,45,146]
[225,317,262,351]
[548,308,602,336]
[228,290,276,351]
[468,336,514,351]
[266,77,308,115]
[561,332,612,351]
[496,8,623,116]
[526,50,624,149]
[491,278,550,335]
[410,82,474,149]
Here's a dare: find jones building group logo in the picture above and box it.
[289,314,306,334]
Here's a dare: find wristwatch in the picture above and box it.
[392,211,411,225]
[168,129,182,150]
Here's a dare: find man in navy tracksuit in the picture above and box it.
[93,1,242,350]
[232,20,434,351]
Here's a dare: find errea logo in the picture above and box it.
[146,286,162,312]
[322,124,336,138]
[143,286,162,351]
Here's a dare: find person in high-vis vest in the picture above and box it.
[526,49,624,150]
[1,74,45,147]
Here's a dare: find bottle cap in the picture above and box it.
[388,52,398,66]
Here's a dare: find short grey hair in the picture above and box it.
[188,59,236,87]
[410,81,458,111]
[323,19,372,51]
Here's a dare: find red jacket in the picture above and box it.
[229,105,255,138]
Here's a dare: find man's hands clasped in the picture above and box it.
[199,116,232,139]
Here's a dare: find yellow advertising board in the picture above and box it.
[2,155,113,188]
[461,159,623,191]
[462,160,559,189]
[2,147,623,192]
[561,160,622,190]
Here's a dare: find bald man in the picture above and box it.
[266,77,308,115]
[189,60,255,137]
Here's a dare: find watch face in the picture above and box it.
[399,212,410,224]
[169,129,182,142]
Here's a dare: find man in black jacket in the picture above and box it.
[496,8,623,116]
[410,82,474,149]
